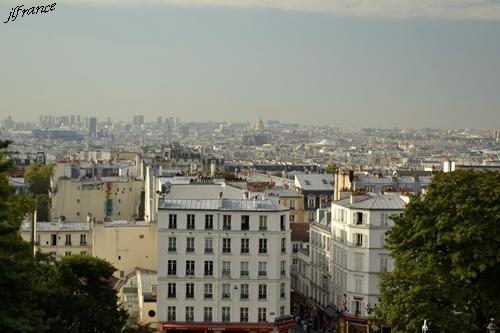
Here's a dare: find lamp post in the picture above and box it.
[422,320,429,333]
[487,318,497,333]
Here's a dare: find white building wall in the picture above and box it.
[157,205,291,325]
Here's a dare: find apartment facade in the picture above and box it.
[330,193,407,321]
[157,198,294,332]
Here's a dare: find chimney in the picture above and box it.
[243,190,249,200]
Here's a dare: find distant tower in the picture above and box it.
[89,117,97,136]
[255,117,264,132]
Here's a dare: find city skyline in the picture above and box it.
[1,1,500,129]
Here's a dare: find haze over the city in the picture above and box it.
[1,0,500,128]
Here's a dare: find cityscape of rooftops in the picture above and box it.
[1,1,499,333]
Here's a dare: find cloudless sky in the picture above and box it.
[1,1,500,128]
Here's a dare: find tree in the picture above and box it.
[0,140,42,332]
[377,171,500,333]
[325,163,338,174]
[24,163,55,221]
[40,255,128,333]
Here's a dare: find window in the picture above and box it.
[168,260,177,276]
[80,251,87,255]
[187,214,195,229]
[204,261,213,276]
[240,284,249,299]
[241,215,249,230]
[240,262,249,277]
[308,211,315,222]
[281,238,286,253]
[280,215,286,230]
[259,239,267,254]
[258,308,267,322]
[355,276,362,293]
[205,214,213,230]
[168,214,177,229]
[259,215,267,230]
[167,306,176,321]
[280,306,285,316]
[380,213,389,227]
[280,282,286,298]
[222,238,231,253]
[222,283,231,299]
[308,196,316,208]
[186,237,195,252]
[205,238,213,253]
[65,234,72,246]
[289,214,295,222]
[281,260,286,276]
[289,199,296,210]
[380,257,389,271]
[204,307,212,322]
[380,233,386,247]
[258,284,267,299]
[240,238,249,254]
[258,262,267,277]
[240,308,249,322]
[223,215,231,230]
[356,212,364,225]
[354,253,364,271]
[353,300,362,316]
[80,234,87,245]
[167,283,176,298]
[186,260,195,276]
[51,234,56,246]
[222,307,231,322]
[222,261,231,276]
[354,233,363,246]
[186,283,194,298]
[185,306,194,322]
[65,251,71,256]
[204,283,213,299]
[168,237,176,252]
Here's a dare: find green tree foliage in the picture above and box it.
[377,171,500,333]
[24,163,55,221]
[39,255,128,333]
[0,140,42,332]
[325,163,338,174]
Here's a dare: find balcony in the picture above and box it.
[281,292,286,298]
[240,248,249,254]
[167,271,176,276]
[167,315,176,321]
[204,248,213,254]
[222,316,231,322]
[80,241,87,246]
[258,271,267,277]
[186,316,194,322]
[240,294,249,300]
[186,293,194,299]
[222,293,230,299]
[204,271,213,277]
[281,270,286,276]
[222,270,231,277]
[240,270,249,277]
[258,294,267,300]
[222,248,231,254]
[204,316,213,322]
[186,247,195,253]
[281,248,286,254]
[167,293,176,298]
[168,247,176,253]
[204,293,212,299]
[185,270,194,276]
[259,249,267,254]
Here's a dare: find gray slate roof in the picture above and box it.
[334,193,407,210]
[295,174,334,191]
[159,198,287,211]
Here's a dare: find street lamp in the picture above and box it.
[422,319,429,333]
[371,323,380,332]
[487,318,497,333]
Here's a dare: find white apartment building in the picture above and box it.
[330,193,407,319]
[157,198,294,332]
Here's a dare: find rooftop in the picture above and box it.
[158,198,288,212]
[295,174,334,191]
[334,193,407,210]
[21,221,91,232]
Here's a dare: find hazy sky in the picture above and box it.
[1,0,500,128]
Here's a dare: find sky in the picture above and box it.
[1,0,500,128]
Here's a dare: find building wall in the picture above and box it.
[157,207,291,325]
[92,222,157,278]
[330,203,401,317]
[51,179,143,222]
[278,195,304,223]
[20,225,91,257]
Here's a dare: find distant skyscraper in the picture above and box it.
[89,117,97,135]
[133,115,144,130]
[156,116,163,129]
